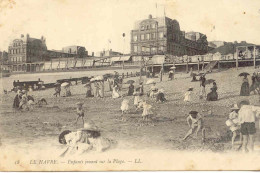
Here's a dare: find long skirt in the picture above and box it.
[240,82,250,96]
[207,91,218,101]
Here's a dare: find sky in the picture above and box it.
[0,0,260,54]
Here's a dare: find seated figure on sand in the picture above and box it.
[59,122,112,157]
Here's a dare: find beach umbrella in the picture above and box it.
[197,72,206,76]
[95,75,104,81]
[205,79,215,85]
[90,78,96,82]
[61,82,69,87]
[170,66,176,70]
[239,72,250,77]
[54,82,60,86]
[126,80,135,84]
[146,79,156,85]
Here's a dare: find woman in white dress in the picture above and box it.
[112,84,120,99]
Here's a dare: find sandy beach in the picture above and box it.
[0,66,260,157]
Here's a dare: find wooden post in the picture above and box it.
[160,63,163,82]
[186,60,188,73]
[198,60,200,72]
[254,46,256,69]
[236,47,238,70]
[218,61,220,71]
[202,60,205,71]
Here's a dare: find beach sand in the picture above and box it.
[0,66,260,156]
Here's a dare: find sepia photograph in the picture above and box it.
[0,0,260,171]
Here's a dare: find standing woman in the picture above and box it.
[250,72,257,94]
[240,75,250,96]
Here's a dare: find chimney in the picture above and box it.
[27,34,29,38]
[92,52,94,57]
[148,14,152,19]
[21,34,24,38]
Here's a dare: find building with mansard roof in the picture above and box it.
[130,15,210,57]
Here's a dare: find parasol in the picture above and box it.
[90,78,96,82]
[205,79,215,85]
[239,72,250,77]
[61,82,69,87]
[197,72,206,76]
[126,80,135,84]
[95,75,104,81]
[170,66,176,69]
[146,79,156,85]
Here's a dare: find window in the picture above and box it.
[133,35,138,42]
[159,32,164,38]
[151,33,156,40]
[151,23,156,29]
[146,25,150,30]
[141,25,145,31]
[152,47,156,52]
[146,47,150,53]
[141,34,144,40]
[146,33,150,40]
[141,46,145,52]
[134,45,138,53]
[159,46,164,51]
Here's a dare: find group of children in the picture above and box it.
[226,100,260,152]
[13,89,48,111]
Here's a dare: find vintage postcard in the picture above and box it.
[0,0,260,171]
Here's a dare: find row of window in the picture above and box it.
[133,32,165,41]
[9,48,42,54]
[140,23,157,31]
[9,48,26,54]
[13,42,22,47]
[10,56,26,62]
[133,46,164,53]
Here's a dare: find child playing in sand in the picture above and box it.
[183,111,205,142]
[141,101,153,121]
[121,99,129,114]
[75,102,85,125]
[226,104,242,149]
[133,88,141,110]
[184,87,193,102]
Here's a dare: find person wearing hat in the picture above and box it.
[127,82,134,96]
[13,90,23,109]
[184,87,193,102]
[149,82,158,98]
[156,89,166,103]
[226,104,242,149]
[53,83,61,97]
[139,82,144,96]
[240,75,250,96]
[183,111,205,141]
[168,70,174,80]
[206,82,218,101]
[133,88,141,110]
[59,122,111,156]
[237,100,260,153]
[199,74,206,99]
[75,102,85,125]
[84,82,93,98]
[19,90,29,110]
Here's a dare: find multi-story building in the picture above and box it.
[7,34,47,72]
[130,15,209,57]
